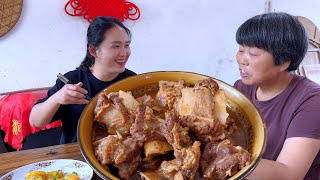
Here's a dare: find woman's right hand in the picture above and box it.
[54,82,90,105]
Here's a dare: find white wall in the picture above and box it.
[273,0,320,26]
[0,0,88,93]
[0,0,319,93]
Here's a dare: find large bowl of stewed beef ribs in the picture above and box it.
[77,71,266,180]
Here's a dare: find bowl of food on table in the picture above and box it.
[77,71,266,180]
[0,159,93,180]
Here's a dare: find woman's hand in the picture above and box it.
[54,82,90,105]
[30,82,90,128]
[247,137,320,180]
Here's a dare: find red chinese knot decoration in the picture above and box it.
[64,0,140,22]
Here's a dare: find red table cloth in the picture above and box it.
[0,90,62,150]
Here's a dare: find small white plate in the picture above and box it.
[0,159,93,180]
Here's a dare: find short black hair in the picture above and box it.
[236,12,308,71]
[79,16,131,71]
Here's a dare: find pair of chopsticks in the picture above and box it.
[57,73,92,101]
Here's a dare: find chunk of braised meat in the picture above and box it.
[160,111,192,149]
[175,79,231,143]
[176,79,228,125]
[118,90,139,111]
[200,142,218,178]
[94,91,111,115]
[94,101,130,135]
[224,117,237,137]
[194,77,219,92]
[140,154,174,171]
[159,141,201,180]
[136,94,162,112]
[200,140,251,179]
[94,135,141,165]
[114,156,141,180]
[107,92,134,124]
[94,92,135,136]
[156,80,185,109]
[130,106,166,143]
[193,87,216,118]
[180,115,227,143]
[176,87,217,119]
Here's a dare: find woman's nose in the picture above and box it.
[237,53,249,66]
[119,47,128,56]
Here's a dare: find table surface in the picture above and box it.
[0,143,101,179]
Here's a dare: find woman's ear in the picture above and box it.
[280,61,291,71]
[88,44,97,58]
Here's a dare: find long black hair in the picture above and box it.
[79,16,131,71]
[236,12,308,71]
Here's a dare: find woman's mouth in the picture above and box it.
[240,69,249,78]
[116,60,126,67]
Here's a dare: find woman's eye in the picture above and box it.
[249,51,259,56]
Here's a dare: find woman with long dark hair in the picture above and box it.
[30,16,136,144]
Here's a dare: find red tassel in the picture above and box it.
[64,0,140,22]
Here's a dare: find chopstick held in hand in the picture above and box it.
[57,73,92,101]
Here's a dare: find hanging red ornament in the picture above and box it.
[64,0,140,22]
